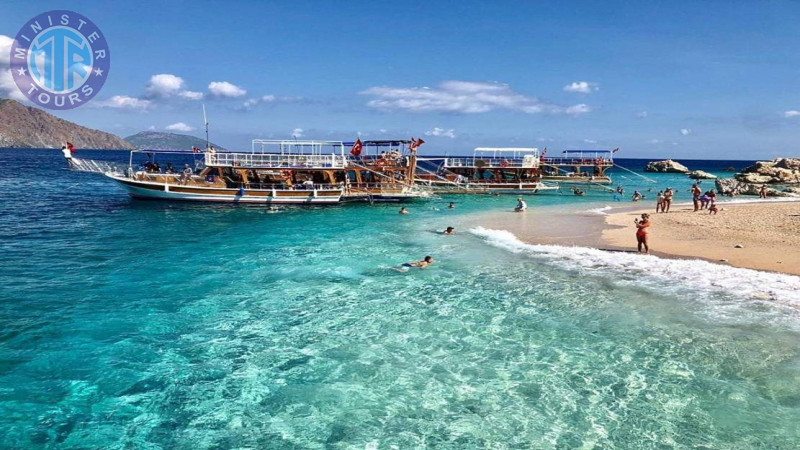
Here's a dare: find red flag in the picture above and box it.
[350,138,363,156]
[67,142,75,153]
[409,138,425,151]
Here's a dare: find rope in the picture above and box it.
[613,163,657,183]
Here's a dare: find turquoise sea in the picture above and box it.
[2,149,800,448]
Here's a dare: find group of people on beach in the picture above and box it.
[655,188,674,213]
[691,184,718,214]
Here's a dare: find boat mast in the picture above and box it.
[202,104,210,150]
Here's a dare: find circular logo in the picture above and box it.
[9,10,110,110]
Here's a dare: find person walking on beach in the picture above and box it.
[634,213,651,254]
[656,191,665,213]
[759,185,767,199]
[691,184,701,211]
[663,188,673,213]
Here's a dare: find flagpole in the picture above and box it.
[202,104,209,150]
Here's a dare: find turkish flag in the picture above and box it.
[67,142,75,153]
[350,138,363,156]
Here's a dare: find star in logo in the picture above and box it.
[16,67,26,76]
[94,67,104,77]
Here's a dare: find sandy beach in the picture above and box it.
[468,200,800,276]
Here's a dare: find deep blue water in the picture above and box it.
[1,149,799,448]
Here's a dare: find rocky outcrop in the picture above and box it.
[0,99,134,149]
[688,170,717,179]
[735,158,800,184]
[715,178,794,197]
[644,159,690,173]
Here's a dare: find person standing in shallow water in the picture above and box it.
[634,213,651,254]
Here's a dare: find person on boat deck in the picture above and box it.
[180,164,193,184]
[399,207,409,215]
[443,227,455,235]
[403,256,434,269]
[165,162,174,174]
[514,197,527,212]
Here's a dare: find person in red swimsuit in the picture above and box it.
[634,213,651,254]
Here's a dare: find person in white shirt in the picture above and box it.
[514,197,527,212]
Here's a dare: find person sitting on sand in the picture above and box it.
[634,213,651,254]
[708,198,718,215]
[402,256,434,269]
[399,207,409,215]
[443,227,455,235]
[514,197,527,212]
[663,188,673,213]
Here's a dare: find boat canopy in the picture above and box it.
[251,139,345,156]
[473,147,540,158]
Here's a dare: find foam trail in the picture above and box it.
[586,205,613,215]
[470,227,800,307]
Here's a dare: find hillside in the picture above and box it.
[124,131,225,150]
[0,99,134,149]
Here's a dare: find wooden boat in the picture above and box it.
[62,139,431,205]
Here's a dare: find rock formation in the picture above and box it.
[735,158,800,184]
[688,170,717,179]
[644,159,690,173]
[0,99,134,149]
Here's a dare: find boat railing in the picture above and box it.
[444,156,539,168]
[541,157,613,166]
[206,152,347,169]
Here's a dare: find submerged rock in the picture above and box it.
[688,170,717,179]
[735,158,800,184]
[644,159,690,173]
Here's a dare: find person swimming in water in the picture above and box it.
[448,202,456,209]
[399,207,409,215]
[443,227,455,235]
[401,256,434,269]
[634,213,651,254]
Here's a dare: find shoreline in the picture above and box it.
[464,198,800,276]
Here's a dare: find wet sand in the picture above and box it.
[466,200,800,276]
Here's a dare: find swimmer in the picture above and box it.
[399,207,409,215]
[448,202,456,209]
[400,256,434,270]
[443,227,455,235]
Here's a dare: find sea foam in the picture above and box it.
[470,227,800,308]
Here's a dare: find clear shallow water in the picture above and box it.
[1,149,799,448]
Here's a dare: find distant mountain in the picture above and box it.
[124,131,225,151]
[0,99,134,149]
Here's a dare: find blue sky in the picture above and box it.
[1,0,799,158]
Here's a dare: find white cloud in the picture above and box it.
[536,137,554,143]
[784,110,800,118]
[0,35,26,101]
[563,81,599,94]
[565,104,592,115]
[145,74,184,97]
[93,95,152,110]
[179,90,203,100]
[240,94,279,109]
[209,81,246,97]
[583,138,597,144]
[649,139,662,144]
[680,128,692,135]
[144,73,202,100]
[165,122,194,132]
[361,80,591,115]
[636,111,648,118]
[291,128,303,138]
[425,127,456,138]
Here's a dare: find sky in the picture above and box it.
[1,0,799,159]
